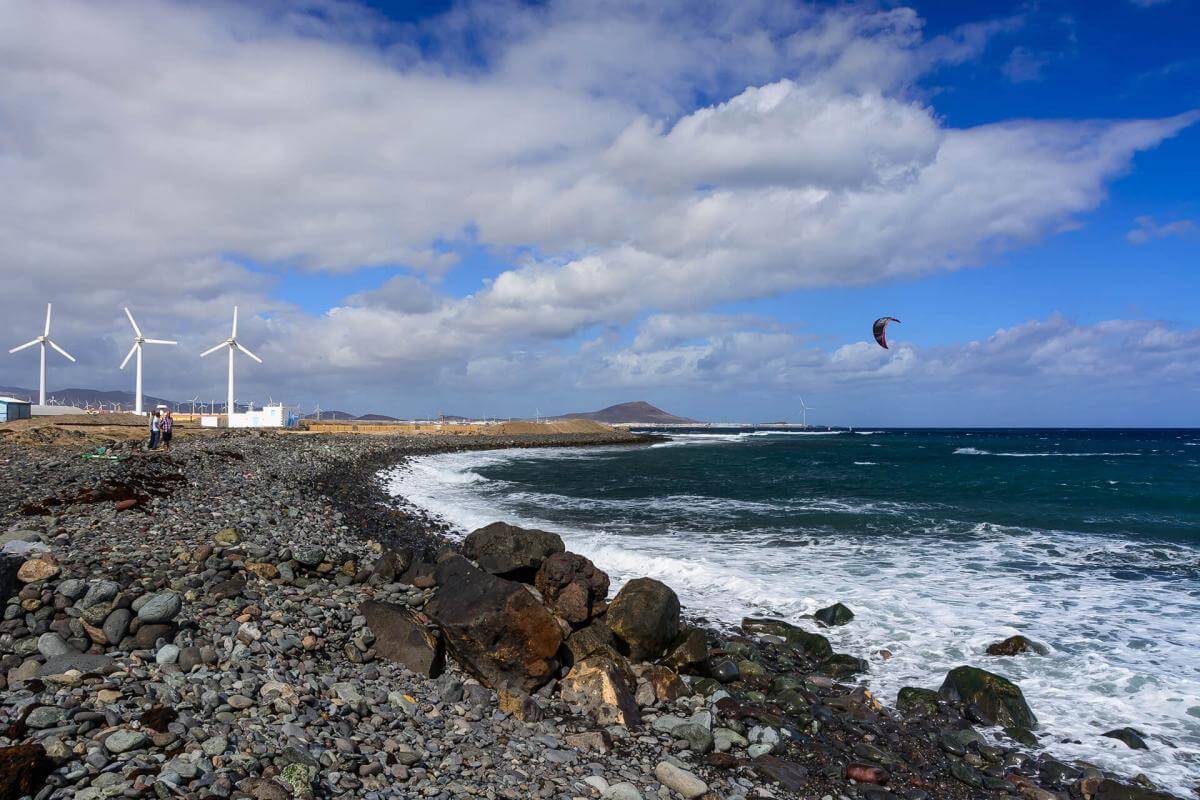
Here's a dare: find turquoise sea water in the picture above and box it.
[386,429,1200,794]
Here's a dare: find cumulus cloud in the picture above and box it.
[0,0,1195,411]
[1126,215,1198,244]
[585,315,1200,393]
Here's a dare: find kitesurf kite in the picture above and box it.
[873,317,900,349]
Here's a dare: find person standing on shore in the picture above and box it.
[148,410,161,450]
[160,409,174,451]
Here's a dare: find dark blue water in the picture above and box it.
[388,428,1200,792]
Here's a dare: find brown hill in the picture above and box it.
[551,401,697,424]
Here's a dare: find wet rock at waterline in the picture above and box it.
[986,634,1048,656]
[939,665,1038,729]
[606,577,681,661]
[813,601,854,626]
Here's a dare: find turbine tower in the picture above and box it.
[8,303,75,406]
[119,308,177,415]
[799,396,814,428]
[200,306,262,417]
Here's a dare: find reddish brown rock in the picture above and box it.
[640,664,689,702]
[0,743,53,800]
[359,600,445,677]
[846,763,889,785]
[534,552,609,624]
[425,555,561,692]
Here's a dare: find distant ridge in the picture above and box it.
[553,400,698,424]
[0,385,176,409]
[302,410,356,420]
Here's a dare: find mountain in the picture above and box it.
[0,385,176,409]
[553,400,698,424]
[302,410,356,420]
[356,413,399,421]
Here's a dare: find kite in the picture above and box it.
[873,317,900,349]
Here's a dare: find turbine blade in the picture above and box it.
[124,307,142,337]
[8,339,40,353]
[144,338,176,345]
[235,342,262,363]
[44,303,52,336]
[231,306,238,338]
[47,339,75,362]
[200,342,227,358]
[120,343,138,369]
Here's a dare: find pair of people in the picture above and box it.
[148,409,173,451]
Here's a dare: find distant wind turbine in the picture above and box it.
[200,306,262,418]
[799,396,814,428]
[119,308,177,415]
[8,303,76,406]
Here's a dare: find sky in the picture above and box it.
[1,0,1198,426]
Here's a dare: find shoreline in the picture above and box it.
[0,430,1183,800]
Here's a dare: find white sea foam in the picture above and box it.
[853,461,878,466]
[383,447,1200,795]
[954,447,1141,457]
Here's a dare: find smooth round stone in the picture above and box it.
[227,694,254,709]
[58,578,86,600]
[201,735,228,756]
[81,580,121,610]
[156,644,181,665]
[102,608,132,644]
[26,705,66,729]
[137,591,182,623]
[106,729,149,754]
[37,632,75,658]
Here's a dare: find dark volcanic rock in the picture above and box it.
[424,555,562,692]
[742,617,833,661]
[896,686,940,716]
[753,755,808,791]
[461,522,564,581]
[533,551,609,624]
[985,634,1047,656]
[813,602,854,627]
[607,577,680,662]
[1092,778,1177,800]
[939,665,1037,729]
[666,627,709,672]
[1102,727,1149,750]
[564,620,620,665]
[0,743,53,800]
[360,600,445,677]
[38,653,115,677]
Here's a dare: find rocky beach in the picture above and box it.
[0,430,1183,800]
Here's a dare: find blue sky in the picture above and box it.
[1,0,1197,424]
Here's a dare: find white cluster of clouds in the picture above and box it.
[0,0,1195,417]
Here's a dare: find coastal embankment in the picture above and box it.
[0,429,1182,800]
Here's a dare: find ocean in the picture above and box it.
[383,428,1200,795]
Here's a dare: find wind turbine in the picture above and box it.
[799,396,814,428]
[8,303,75,406]
[119,308,177,415]
[200,307,262,418]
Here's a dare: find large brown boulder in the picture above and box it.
[424,555,562,692]
[564,619,623,666]
[0,743,53,800]
[560,656,641,727]
[359,600,445,677]
[462,522,564,581]
[534,552,609,624]
[607,577,680,662]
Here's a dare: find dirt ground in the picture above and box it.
[0,414,616,447]
[0,413,207,447]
